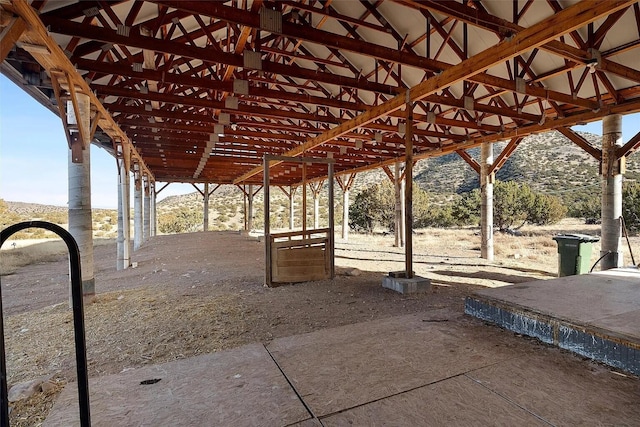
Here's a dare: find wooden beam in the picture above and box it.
[7,0,153,179]
[617,131,640,158]
[456,150,481,174]
[0,15,27,62]
[234,0,632,183]
[557,126,602,161]
[44,15,397,95]
[381,165,394,182]
[320,98,640,183]
[490,137,524,174]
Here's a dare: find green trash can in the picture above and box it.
[552,234,600,277]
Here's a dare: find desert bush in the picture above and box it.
[349,181,432,232]
[158,207,203,234]
[45,211,67,224]
[349,181,396,232]
[528,193,567,226]
[568,193,601,220]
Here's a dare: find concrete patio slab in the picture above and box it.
[321,375,547,426]
[266,310,528,418]
[44,343,311,427]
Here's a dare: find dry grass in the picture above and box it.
[8,376,65,427]
[6,288,253,425]
[1,241,69,275]
[1,239,115,275]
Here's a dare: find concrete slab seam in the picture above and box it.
[263,344,318,423]
[463,373,555,426]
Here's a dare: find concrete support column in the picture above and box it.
[394,161,405,248]
[150,181,156,237]
[313,193,320,229]
[134,166,143,250]
[601,114,624,270]
[289,186,295,230]
[247,184,254,232]
[480,142,494,261]
[143,175,151,241]
[116,152,131,270]
[342,188,350,240]
[203,183,210,232]
[68,146,95,298]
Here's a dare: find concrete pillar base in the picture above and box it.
[382,274,431,294]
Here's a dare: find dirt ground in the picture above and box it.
[1,220,639,425]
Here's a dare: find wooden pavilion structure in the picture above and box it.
[1,0,640,290]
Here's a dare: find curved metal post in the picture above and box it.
[0,221,90,427]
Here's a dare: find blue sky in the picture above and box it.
[1,74,639,208]
[0,75,193,208]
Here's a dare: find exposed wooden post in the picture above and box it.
[480,142,495,261]
[601,114,624,270]
[328,163,335,278]
[314,189,320,229]
[203,182,210,232]
[241,185,248,231]
[116,143,131,270]
[143,174,151,241]
[404,99,414,279]
[133,164,143,250]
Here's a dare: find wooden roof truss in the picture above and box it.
[1,0,640,185]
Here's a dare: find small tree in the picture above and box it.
[494,181,535,230]
[528,193,567,225]
[349,182,394,232]
[349,181,432,232]
[451,190,481,225]
[493,181,566,230]
[623,182,640,233]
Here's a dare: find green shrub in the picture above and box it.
[623,182,640,233]
[158,207,203,234]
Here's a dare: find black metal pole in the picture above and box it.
[0,281,7,427]
[0,221,91,427]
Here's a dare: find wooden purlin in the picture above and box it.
[4,0,153,180]
[233,0,636,184]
